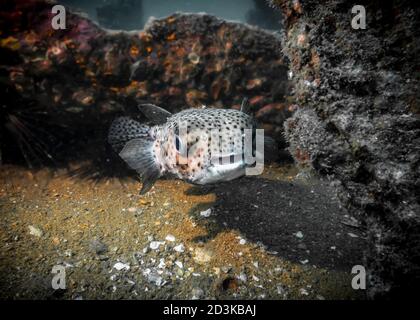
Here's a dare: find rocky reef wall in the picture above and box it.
[0,0,291,165]
[272,0,419,298]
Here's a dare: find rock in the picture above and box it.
[276,284,286,295]
[139,199,149,206]
[111,246,119,253]
[113,262,130,271]
[200,208,212,218]
[143,268,164,287]
[299,288,309,296]
[157,258,166,269]
[277,0,420,298]
[165,234,176,242]
[295,231,304,239]
[237,273,247,283]
[191,287,204,300]
[28,225,43,237]
[149,241,164,250]
[64,249,73,257]
[174,244,185,253]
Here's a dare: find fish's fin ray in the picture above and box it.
[139,170,160,194]
[119,138,161,194]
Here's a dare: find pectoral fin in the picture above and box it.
[119,138,161,194]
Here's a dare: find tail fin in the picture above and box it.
[108,117,160,194]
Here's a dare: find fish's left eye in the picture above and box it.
[175,136,181,152]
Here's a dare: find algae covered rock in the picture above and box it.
[273,0,420,298]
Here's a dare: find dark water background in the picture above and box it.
[59,0,282,31]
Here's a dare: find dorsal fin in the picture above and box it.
[240,98,251,114]
[138,103,172,124]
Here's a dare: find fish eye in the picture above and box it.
[175,135,181,152]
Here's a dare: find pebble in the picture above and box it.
[111,246,119,253]
[277,284,286,295]
[175,261,183,269]
[191,287,204,300]
[348,232,358,238]
[113,262,130,271]
[299,288,309,296]
[149,241,164,250]
[110,274,117,281]
[165,234,176,242]
[143,269,164,286]
[221,266,232,273]
[295,231,304,239]
[158,258,166,269]
[239,238,246,245]
[237,273,247,283]
[174,244,185,253]
[200,208,212,217]
[28,225,43,237]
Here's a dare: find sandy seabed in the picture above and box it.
[0,163,366,299]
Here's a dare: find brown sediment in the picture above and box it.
[0,163,365,299]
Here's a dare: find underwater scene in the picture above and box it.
[0,0,418,302]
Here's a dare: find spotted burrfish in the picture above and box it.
[108,102,277,194]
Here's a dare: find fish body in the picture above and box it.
[108,103,276,194]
